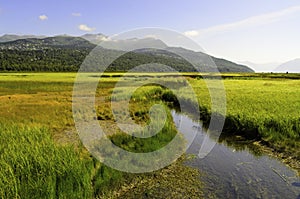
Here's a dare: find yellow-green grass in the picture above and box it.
[0,73,126,198]
[1,72,300,198]
[0,123,95,199]
[188,77,300,159]
[0,72,202,198]
[1,72,299,154]
[95,73,300,160]
[1,72,299,141]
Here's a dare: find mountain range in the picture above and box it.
[238,61,280,72]
[239,60,300,73]
[274,59,300,73]
[0,34,254,72]
[0,34,47,43]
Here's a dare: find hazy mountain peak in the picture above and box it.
[274,58,300,73]
[0,34,46,43]
[237,61,282,72]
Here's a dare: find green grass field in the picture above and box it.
[0,72,202,198]
[189,76,300,158]
[0,72,299,198]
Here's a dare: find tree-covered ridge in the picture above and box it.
[0,36,254,72]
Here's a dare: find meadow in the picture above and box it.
[0,73,202,198]
[0,72,299,198]
[191,75,300,160]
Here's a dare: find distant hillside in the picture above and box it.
[0,36,94,71]
[238,61,280,72]
[0,36,95,50]
[274,59,300,73]
[0,34,46,43]
[131,47,253,72]
[0,35,254,72]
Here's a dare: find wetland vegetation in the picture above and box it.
[0,72,299,198]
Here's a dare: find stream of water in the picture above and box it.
[172,111,300,198]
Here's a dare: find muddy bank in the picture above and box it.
[100,156,203,199]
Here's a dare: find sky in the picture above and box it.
[0,0,300,66]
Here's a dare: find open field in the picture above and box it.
[190,75,300,160]
[0,72,202,198]
[0,72,300,197]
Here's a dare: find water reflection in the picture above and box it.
[172,111,300,198]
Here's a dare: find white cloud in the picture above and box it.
[78,24,96,32]
[184,5,300,37]
[39,15,48,21]
[184,30,199,37]
[72,13,81,17]
[144,34,159,39]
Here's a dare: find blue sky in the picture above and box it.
[0,0,300,64]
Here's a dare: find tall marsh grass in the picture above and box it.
[0,123,94,198]
[0,123,127,199]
